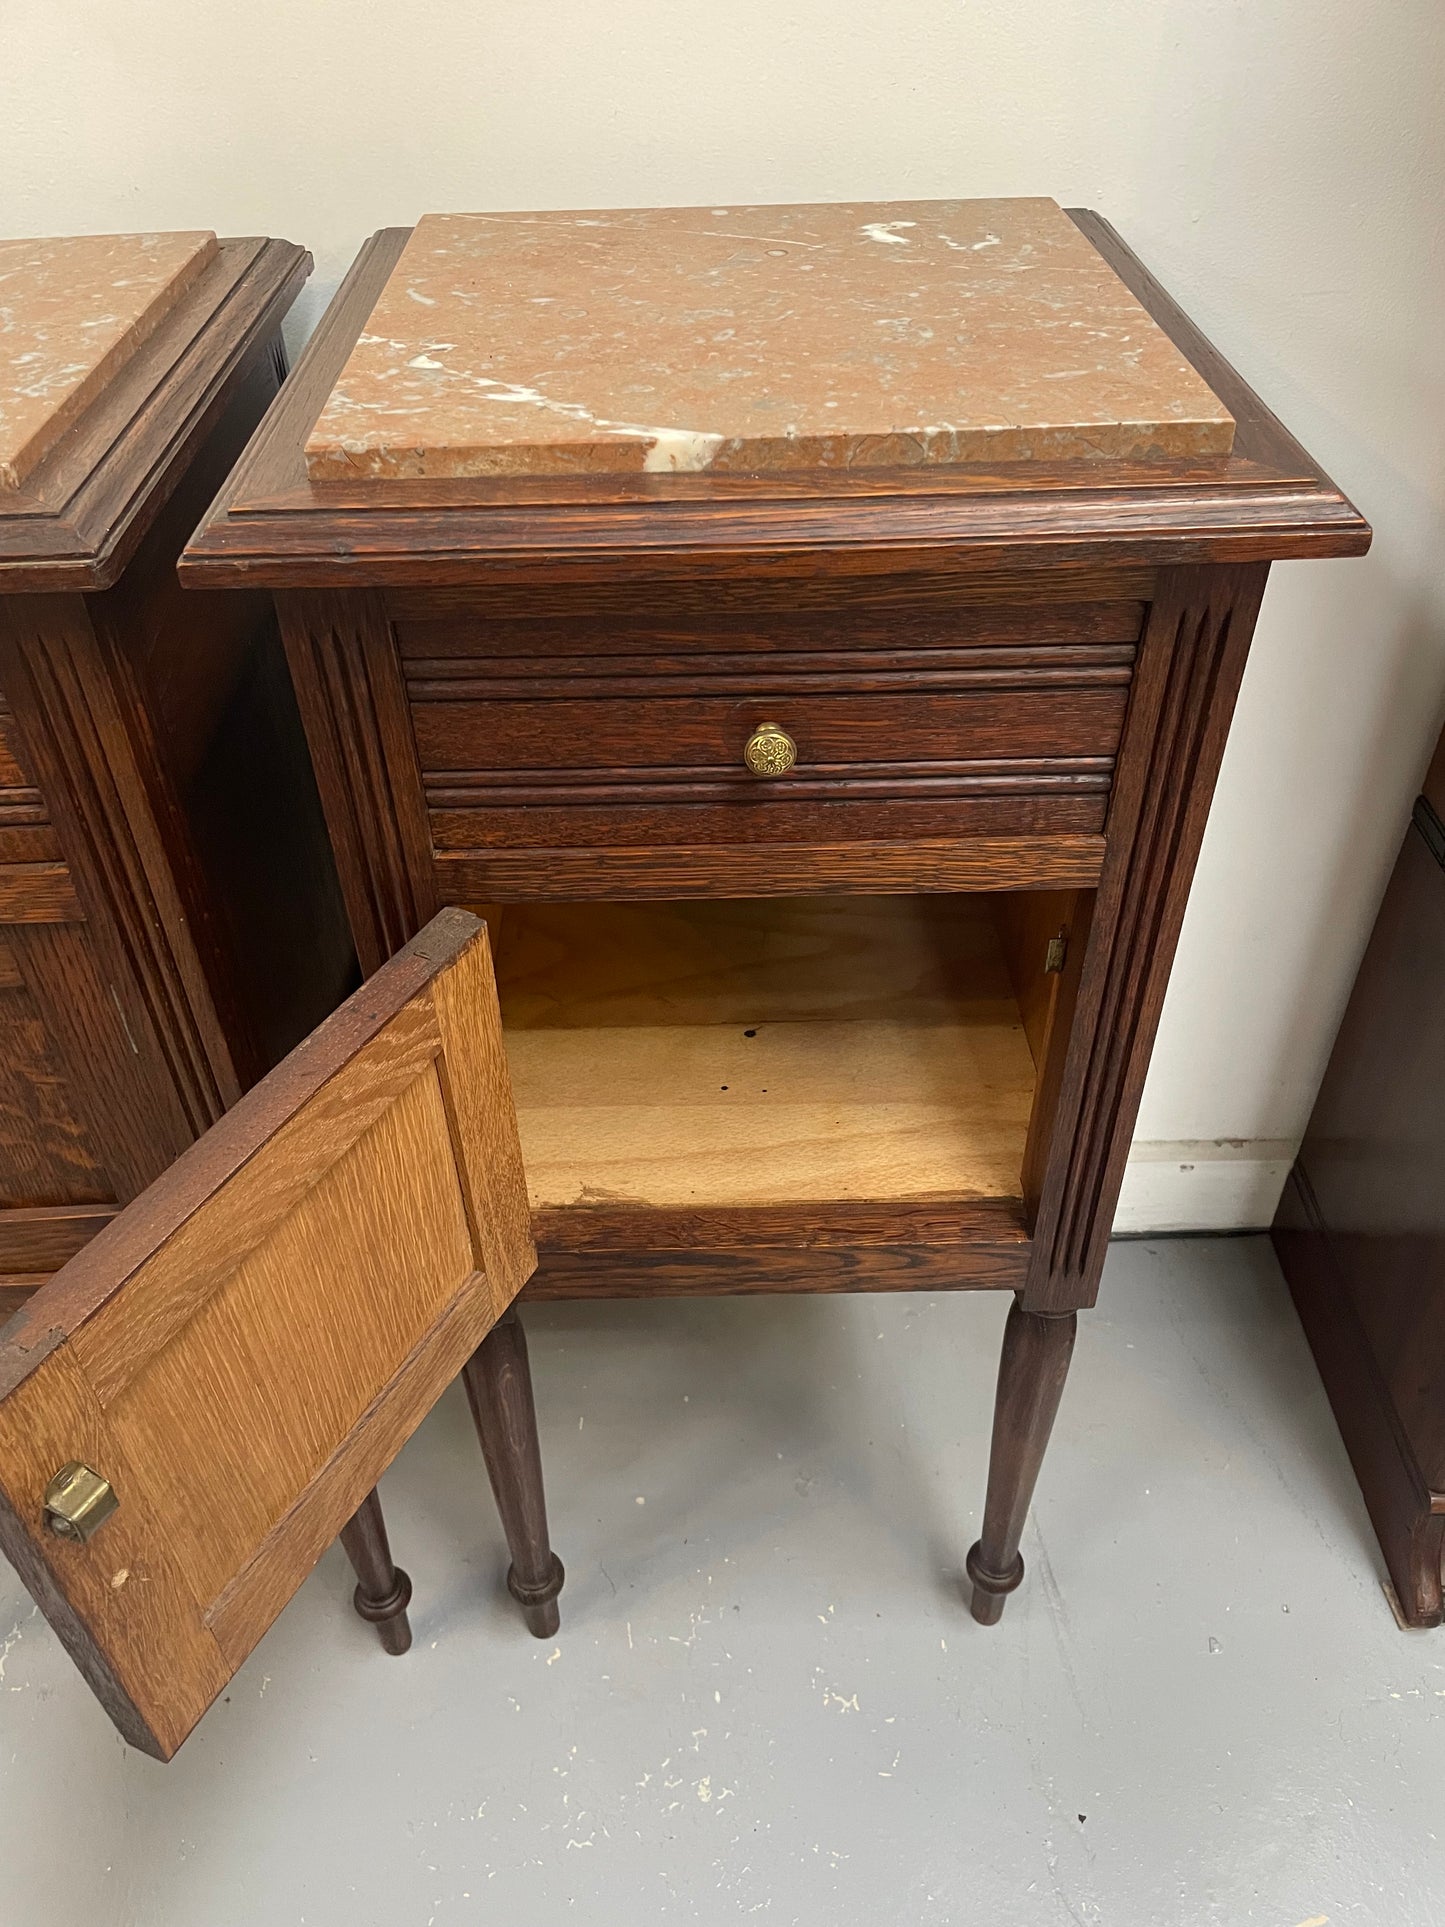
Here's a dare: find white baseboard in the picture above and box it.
[1114,1140,1297,1234]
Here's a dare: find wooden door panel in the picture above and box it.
[0,907,531,1759]
[103,1068,476,1605]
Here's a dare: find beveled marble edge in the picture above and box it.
[305,416,1236,483]
[0,231,219,493]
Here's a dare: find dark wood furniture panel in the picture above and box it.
[1274,755,1445,1627]
[428,796,1110,853]
[432,833,1107,906]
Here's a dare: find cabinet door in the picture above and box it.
[0,908,532,1759]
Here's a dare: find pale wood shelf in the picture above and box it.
[494,895,1035,1211]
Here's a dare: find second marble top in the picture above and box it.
[0,230,218,492]
[304,198,1234,483]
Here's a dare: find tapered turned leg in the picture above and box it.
[462,1307,565,1638]
[339,1487,413,1655]
[966,1297,1077,1626]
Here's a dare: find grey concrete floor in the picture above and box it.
[2,1235,1443,1926]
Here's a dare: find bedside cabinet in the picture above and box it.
[0,232,354,1316]
[183,198,1370,1623]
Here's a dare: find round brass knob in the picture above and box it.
[743,721,797,777]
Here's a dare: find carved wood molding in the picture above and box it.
[421,760,1117,809]
[403,652,1139,704]
[276,590,436,974]
[1025,562,1270,1311]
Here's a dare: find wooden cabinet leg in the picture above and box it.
[966,1297,1077,1626]
[339,1486,414,1655]
[462,1307,565,1638]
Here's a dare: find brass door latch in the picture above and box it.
[43,1463,119,1543]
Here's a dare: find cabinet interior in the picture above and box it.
[492,892,1083,1219]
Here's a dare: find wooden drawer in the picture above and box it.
[0,693,82,925]
[399,596,1142,864]
[416,687,1128,781]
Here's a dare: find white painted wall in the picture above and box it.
[5,2,1443,1228]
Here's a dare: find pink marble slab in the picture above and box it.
[0,231,218,491]
[305,198,1233,482]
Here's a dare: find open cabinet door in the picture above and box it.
[0,909,533,1760]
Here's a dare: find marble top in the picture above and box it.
[305,199,1233,482]
[0,230,217,491]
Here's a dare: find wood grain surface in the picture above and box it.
[435,836,1105,904]
[526,1237,1029,1297]
[495,896,1033,1213]
[0,860,83,922]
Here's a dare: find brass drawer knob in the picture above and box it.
[44,1463,118,1544]
[743,721,797,777]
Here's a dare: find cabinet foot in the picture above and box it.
[966,1297,1076,1627]
[339,1486,414,1655]
[463,1307,565,1638]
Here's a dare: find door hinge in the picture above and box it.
[1044,931,1068,975]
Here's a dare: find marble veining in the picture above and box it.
[0,231,217,490]
[305,198,1234,482]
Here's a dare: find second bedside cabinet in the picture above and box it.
[0,231,354,1316]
